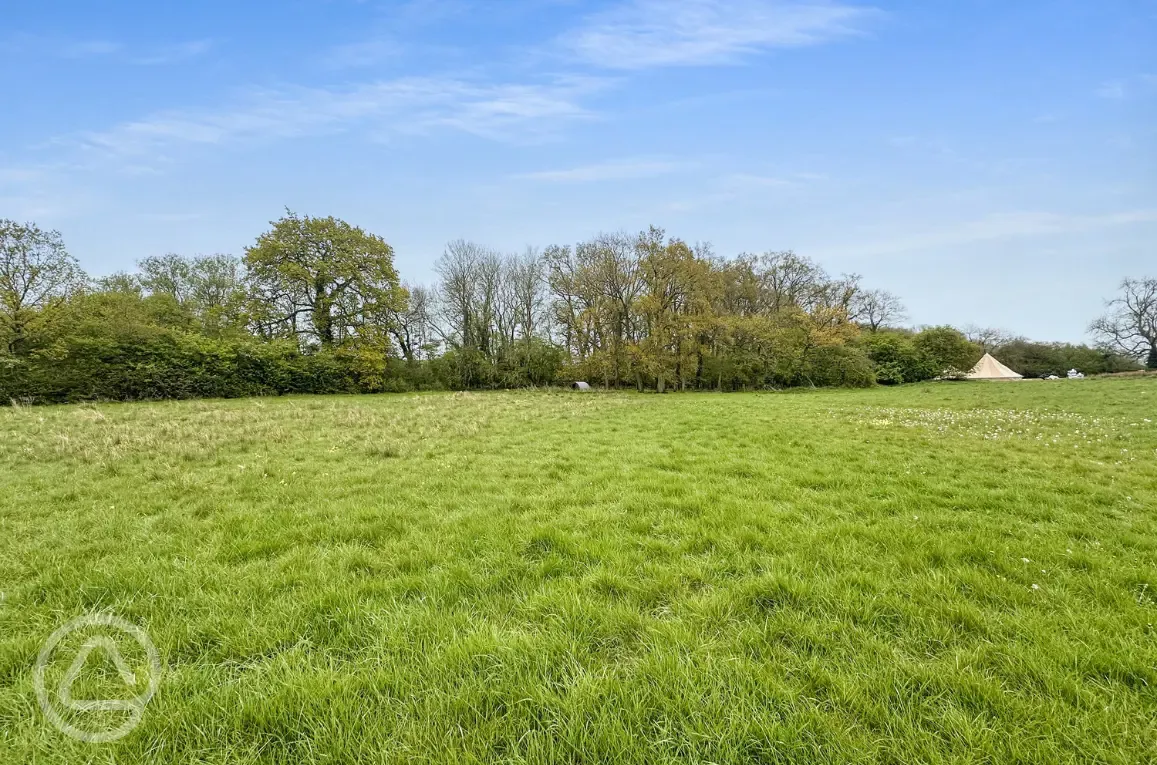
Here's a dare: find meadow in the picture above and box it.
[1,379,1155,763]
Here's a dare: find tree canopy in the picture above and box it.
[0,214,1146,404]
[245,211,406,349]
[0,220,83,355]
[1090,277,1157,368]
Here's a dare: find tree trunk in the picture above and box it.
[314,281,334,346]
[7,316,26,355]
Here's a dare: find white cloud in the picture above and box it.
[514,158,683,182]
[0,34,212,65]
[135,212,205,223]
[662,170,803,211]
[322,39,403,69]
[1096,80,1126,99]
[318,0,482,69]
[61,40,123,58]
[564,0,874,69]
[131,39,215,66]
[0,165,48,185]
[817,209,1157,259]
[721,172,793,188]
[414,77,605,139]
[1096,74,1157,100]
[74,75,606,160]
[0,35,122,58]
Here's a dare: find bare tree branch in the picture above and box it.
[1090,277,1157,362]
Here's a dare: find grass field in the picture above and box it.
[2,380,1156,763]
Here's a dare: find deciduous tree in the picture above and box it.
[0,220,84,355]
[913,325,982,377]
[1090,277,1157,366]
[962,324,1015,351]
[244,211,405,348]
[853,289,908,332]
[139,253,248,337]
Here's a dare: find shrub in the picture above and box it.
[994,340,1141,378]
[863,332,937,384]
[913,326,982,377]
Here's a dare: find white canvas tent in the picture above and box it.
[966,353,1023,380]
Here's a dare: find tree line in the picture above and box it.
[1,213,1151,404]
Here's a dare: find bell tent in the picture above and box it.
[965,353,1023,381]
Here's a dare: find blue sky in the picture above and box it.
[2,0,1154,342]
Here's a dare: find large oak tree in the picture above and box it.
[245,211,406,349]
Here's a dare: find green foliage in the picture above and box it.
[244,211,405,348]
[862,331,937,384]
[913,325,983,377]
[799,341,877,388]
[137,252,250,338]
[0,289,385,403]
[8,216,1145,402]
[0,219,84,355]
[0,280,552,403]
[993,339,1141,378]
[0,328,344,404]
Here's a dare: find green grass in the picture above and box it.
[2,380,1156,763]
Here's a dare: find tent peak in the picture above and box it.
[966,353,1023,380]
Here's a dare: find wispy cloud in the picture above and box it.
[722,172,794,188]
[0,161,90,220]
[130,39,215,66]
[664,170,808,211]
[61,39,123,58]
[0,34,212,65]
[819,209,1157,259]
[322,39,403,69]
[73,75,606,160]
[318,0,480,69]
[514,158,685,182]
[135,212,205,223]
[0,165,50,185]
[563,0,875,69]
[1096,80,1127,99]
[0,35,121,58]
[1095,74,1157,100]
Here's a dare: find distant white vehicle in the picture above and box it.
[1045,375,1060,380]
[1067,369,1085,379]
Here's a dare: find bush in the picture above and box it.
[863,332,937,384]
[994,340,1141,378]
[799,343,877,388]
[0,332,374,404]
[913,326,982,377]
